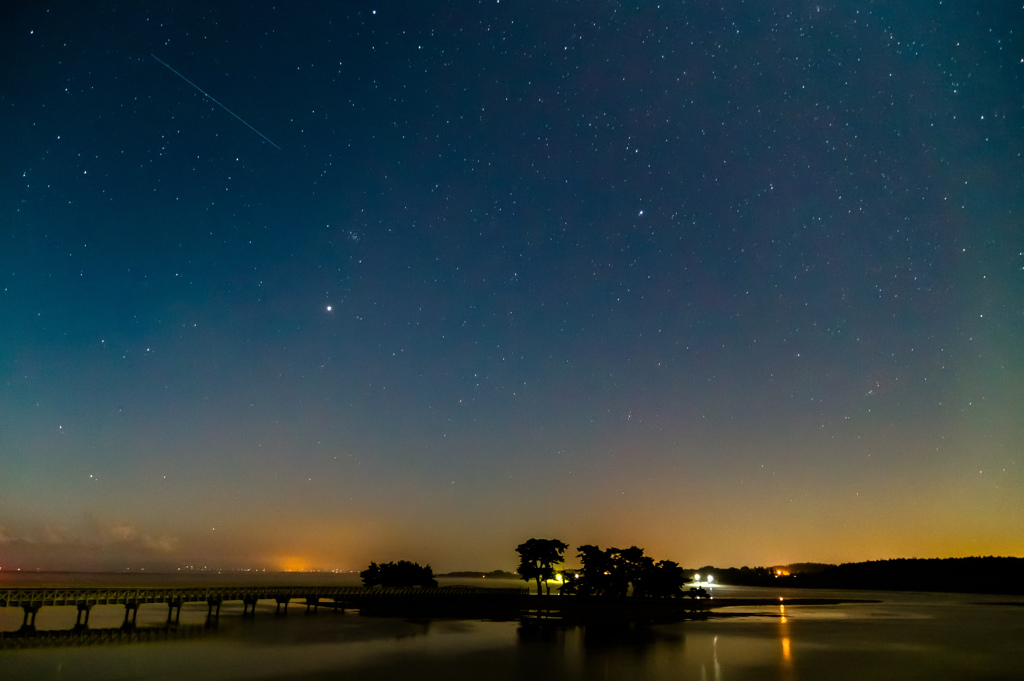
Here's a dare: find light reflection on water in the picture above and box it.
[2,579,1023,680]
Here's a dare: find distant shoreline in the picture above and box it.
[435,570,519,579]
[4,556,1024,597]
[702,557,1024,596]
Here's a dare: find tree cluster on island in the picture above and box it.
[516,538,708,599]
[360,560,438,588]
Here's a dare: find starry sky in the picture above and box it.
[2,1,1022,574]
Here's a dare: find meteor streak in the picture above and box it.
[150,53,281,150]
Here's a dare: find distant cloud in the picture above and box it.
[42,524,75,545]
[0,517,179,555]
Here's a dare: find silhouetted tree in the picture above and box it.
[617,546,655,597]
[573,544,616,596]
[361,560,437,588]
[647,560,687,598]
[572,545,631,597]
[516,538,569,595]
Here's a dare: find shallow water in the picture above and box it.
[2,576,1022,680]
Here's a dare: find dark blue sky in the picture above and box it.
[2,1,1022,572]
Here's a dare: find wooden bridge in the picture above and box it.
[0,585,528,630]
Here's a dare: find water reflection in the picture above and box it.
[0,606,440,651]
[701,634,722,681]
[515,617,695,681]
[0,623,210,649]
[517,618,683,653]
[779,600,795,681]
[3,589,1024,680]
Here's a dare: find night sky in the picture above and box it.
[2,2,1022,574]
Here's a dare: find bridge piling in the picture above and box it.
[243,597,259,617]
[206,598,222,628]
[76,604,93,628]
[21,605,40,630]
[122,603,139,629]
[275,597,290,615]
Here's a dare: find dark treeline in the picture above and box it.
[704,557,1024,595]
[694,565,778,587]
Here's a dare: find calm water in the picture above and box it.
[1,575,1022,680]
